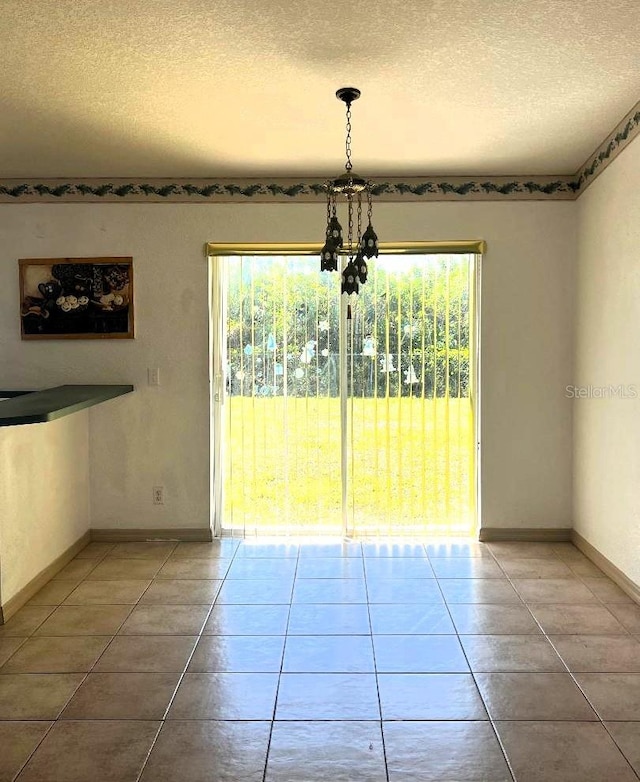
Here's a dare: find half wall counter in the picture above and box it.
[0,384,134,622]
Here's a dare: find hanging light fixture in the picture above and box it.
[320,87,379,307]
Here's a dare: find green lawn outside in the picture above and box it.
[223,397,475,536]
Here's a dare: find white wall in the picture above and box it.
[0,412,90,604]
[0,200,576,533]
[574,137,640,584]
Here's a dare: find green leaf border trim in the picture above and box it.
[573,106,640,191]
[0,178,577,201]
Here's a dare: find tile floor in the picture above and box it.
[0,538,639,781]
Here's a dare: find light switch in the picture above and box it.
[148,367,160,386]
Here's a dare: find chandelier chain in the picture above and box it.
[347,195,354,258]
[345,103,353,172]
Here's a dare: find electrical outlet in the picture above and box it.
[148,367,160,386]
[153,485,164,505]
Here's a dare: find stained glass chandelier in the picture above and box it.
[320,87,379,299]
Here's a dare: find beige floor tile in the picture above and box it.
[476,672,597,720]
[362,558,434,579]
[608,603,640,633]
[439,579,522,604]
[361,541,426,558]
[567,559,607,578]
[86,558,163,580]
[496,721,638,782]
[292,577,368,604]
[528,604,628,634]
[365,578,443,604]
[0,607,55,637]
[550,543,590,562]
[227,557,298,580]
[64,580,151,605]
[142,720,271,782]
[448,604,541,634]
[266,722,386,782]
[0,721,51,782]
[580,577,634,603]
[170,540,239,559]
[61,672,179,719]
[460,634,565,672]
[45,575,86,589]
[156,558,231,580]
[168,672,279,719]
[297,541,362,558]
[512,578,598,604]
[17,720,160,782]
[237,541,300,558]
[488,542,560,560]
[378,673,486,720]
[27,581,77,606]
[189,635,285,672]
[384,721,511,782]
[429,558,505,579]
[369,603,454,634]
[203,604,290,635]
[575,673,640,720]
[74,542,115,559]
[550,634,640,672]
[1,636,111,673]
[277,673,380,719]
[139,579,221,604]
[0,674,84,719]
[498,557,574,579]
[425,540,491,558]
[52,559,98,581]
[605,722,640,776]
[287,603,370,635]
[34,605,132,636]
[217,579,295,605]
[107,541,176,560]
[282,635,374,673]
[373,635,468,673]
[118,604,210,635]
[93,635,197,672]
[0,637,25,667]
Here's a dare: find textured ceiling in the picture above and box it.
[1,0,639,178]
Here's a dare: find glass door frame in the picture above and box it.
[207,241,485,539]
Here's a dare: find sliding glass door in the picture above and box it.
[214,255,343,535]
[344,253,476,536]
[210,246,478,537]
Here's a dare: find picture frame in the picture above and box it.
[19,257,134,340]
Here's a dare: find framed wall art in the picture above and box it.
[19,257,134,339]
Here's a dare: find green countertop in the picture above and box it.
[0,385,134,426]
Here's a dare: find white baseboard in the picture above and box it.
[90,527,213,543]
[479,527,572,542]
[0,530,91,624]
[572,530,640,604]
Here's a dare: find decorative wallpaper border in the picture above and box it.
[0,101,637,203]
[573,100,640,194]
[0,176,578,202]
